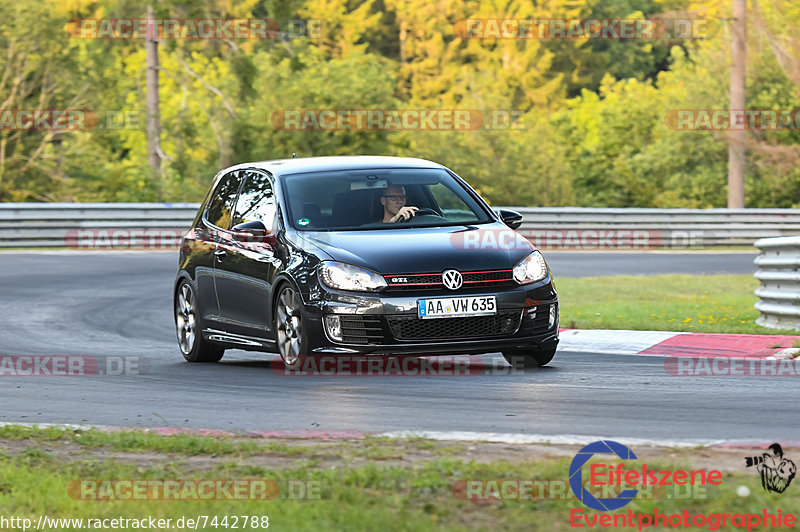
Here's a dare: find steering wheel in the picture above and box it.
[398,207,440,221]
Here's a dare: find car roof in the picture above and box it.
[219,156,447,177]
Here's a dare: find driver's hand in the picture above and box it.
[390,206,419,222]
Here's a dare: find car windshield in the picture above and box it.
[280,168,492,231]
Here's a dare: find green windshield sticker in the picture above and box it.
[298,218,310,226]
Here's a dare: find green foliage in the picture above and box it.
[242,46,399,161]
[1,0,800,206]
[553,58,730,208]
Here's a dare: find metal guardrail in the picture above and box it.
[0,203,200,248]
[754,236,800,330]
[510,207,800,249]
[2,203,800,249]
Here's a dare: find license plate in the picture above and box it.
[417,296,497,319]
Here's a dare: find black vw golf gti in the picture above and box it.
[174,156,559,369]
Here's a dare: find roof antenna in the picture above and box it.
[292,152,299,159]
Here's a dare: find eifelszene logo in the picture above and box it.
[569,440,723,512]
[570,440,639,511]
[745,443,797,494]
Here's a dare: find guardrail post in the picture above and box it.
[754,236,800,330]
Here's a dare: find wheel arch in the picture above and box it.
[270,273,302,321]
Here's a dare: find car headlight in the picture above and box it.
[512,251,548,285]
[319,261,387,292]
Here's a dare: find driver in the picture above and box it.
[380,185,419,223]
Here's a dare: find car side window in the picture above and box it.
[231,170,276,231]
[205,171,242,230]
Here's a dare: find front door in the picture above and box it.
[214,169,280,337]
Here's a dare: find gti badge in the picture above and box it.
[442,269,463,290]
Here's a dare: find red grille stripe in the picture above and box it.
[385,268,512,277]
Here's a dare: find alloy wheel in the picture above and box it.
[276,287,304,365]
[176,283,196,355]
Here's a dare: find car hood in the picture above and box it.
[296,223,536,274]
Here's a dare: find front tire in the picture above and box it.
[175,280,224,363]
[502,346,557,369]
[274,285,309,368]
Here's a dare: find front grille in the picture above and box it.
[339,315,385,344]
[387,311,522,341]
[384,269,515,291]
[464,271,512,283]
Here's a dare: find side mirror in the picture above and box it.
[232,220,268,237]
[497,209,523,230]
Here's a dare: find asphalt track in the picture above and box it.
[4,250,795,443]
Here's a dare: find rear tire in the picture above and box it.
[502,346,557,369]
[175,280,224,363]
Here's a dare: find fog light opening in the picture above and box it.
[324,315,342,341]
[548,305,557,328]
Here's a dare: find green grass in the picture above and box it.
[0,426,460,461]
[557,274,798,335]
[0,425,264,456]
[0,427,796,531]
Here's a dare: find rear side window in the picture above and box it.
[205,171,242,229]
[232,171,276,231]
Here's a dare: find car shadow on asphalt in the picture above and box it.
[214,355,560,377]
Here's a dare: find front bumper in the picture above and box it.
[301,278,559,355]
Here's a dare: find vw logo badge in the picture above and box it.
[442,269,463,290]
